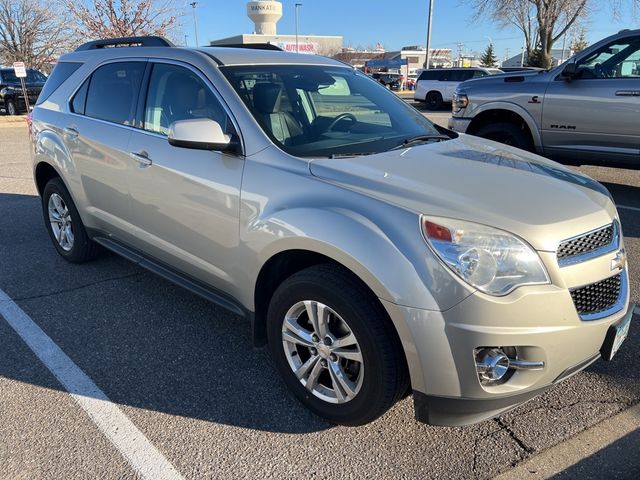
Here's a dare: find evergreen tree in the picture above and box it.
[480,43,498,67]
[571,29,589,54]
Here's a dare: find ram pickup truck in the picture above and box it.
[449,29,640,165]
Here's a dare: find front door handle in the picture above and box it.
[130,151,152,167]
[615,90,640,96]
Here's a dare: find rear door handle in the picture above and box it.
[615,90,640,96]
[130,151,152,167]
[63,126,79,138]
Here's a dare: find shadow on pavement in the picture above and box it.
[0,192,330,435]
[552,428,640,479]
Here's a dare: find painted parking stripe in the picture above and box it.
[617,204,640,213]
[0,289,184,480]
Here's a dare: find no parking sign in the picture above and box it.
[11,61,30,113]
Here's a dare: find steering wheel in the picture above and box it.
[327,113,357,132]
[594,63,610,79]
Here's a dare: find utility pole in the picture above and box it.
[190,2,200,47]
[295,3,302,53]
[184,34,188,47]
[520,38,526,67]
[457,42,464,68]
[424,0,434,69]
[560,31,568,63]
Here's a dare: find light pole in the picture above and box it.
[190,2,200,47]
[295,3,302,53]
[424,0,434,69]
[184,34,188,47]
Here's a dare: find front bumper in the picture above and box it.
[447,116,471,133]
[380,268,631,426]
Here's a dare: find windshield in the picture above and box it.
[1,69,47,83]
[220,65,446,157]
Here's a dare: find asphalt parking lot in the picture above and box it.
[1,122,639,480]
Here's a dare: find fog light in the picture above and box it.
[475,348,510,383]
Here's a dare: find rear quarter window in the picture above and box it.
[35,62,82,105]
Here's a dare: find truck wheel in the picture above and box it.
[425,91,443,110]
[6,99,17,116]
[267,264,409,426]
[476,122,533,152]
[42,177,101,263]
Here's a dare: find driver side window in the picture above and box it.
[144,63,229,135]
[575,37,640,79]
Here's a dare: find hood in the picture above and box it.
[309,135,616,252]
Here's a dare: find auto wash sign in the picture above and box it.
[271,41,318,54]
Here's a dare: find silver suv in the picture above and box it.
[31,36,633,427]
[449,29,640,164]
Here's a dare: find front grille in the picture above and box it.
[557,223,615,261]
[570,274,621,316]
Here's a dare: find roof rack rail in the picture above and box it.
[209,43,283,51]
[75,36,175,51]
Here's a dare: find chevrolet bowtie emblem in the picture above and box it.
[611,249,626,271]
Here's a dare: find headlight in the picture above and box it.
[421,216,549,296]
[452,92,468,113]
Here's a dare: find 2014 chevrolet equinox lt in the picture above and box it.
[30,37,633,426]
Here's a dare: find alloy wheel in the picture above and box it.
[48,193,74,251]
[281,300,364,404]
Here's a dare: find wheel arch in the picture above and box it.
[34,161,61,196]
[252,246,420,392]
[466,103,542,152]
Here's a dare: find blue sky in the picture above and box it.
[185,1,633,59]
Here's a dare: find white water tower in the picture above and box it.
[247,1,283,35]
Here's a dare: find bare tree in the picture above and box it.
[66,0,180,40]
[469,0,592,67]
[0,0,72,71]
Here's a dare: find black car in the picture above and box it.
[0,68,47,115]
[370,73,403,91]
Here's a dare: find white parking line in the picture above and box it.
[0,289,184,480]
[617,204,640,213]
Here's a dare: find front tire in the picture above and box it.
[42,177,100,263]
[475,121,533,152]
[267,264,409,426]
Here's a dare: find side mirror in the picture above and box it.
[561,62,577,81]
[168,118,239,153]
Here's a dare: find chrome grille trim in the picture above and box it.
[570,272,627,321]
[557,221,619,267]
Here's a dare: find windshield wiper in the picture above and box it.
[389,134,451,151]
[329,152,377,159]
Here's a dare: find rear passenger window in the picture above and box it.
[144,63,228,135]
[418,70,441,81]
[472,70,488,78]
[461,70,475,81]
[85,62,145,125]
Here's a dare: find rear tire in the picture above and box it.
[425,91,443,110]
[475,121,533,152]
[267,264,409,426]
[42,177,101,263]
